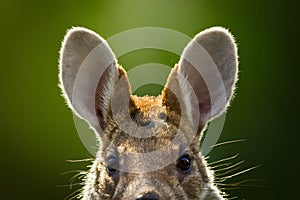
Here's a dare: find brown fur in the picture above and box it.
[59,27,238,199]
[81,64,222,199]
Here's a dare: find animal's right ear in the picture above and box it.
[59,27,131,131]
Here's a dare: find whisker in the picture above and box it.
[66,158,94,163]
[218,178,266,185]
[204,155,210,160]
[60,158,91,199]
[227,184,267,189]
[214,161,245,172]
[227,196,239,199]
[64,187,83,200]
[221,186,241,191]
[209,154,239,166]
[210,162,233,170]
[215,166,242,178]
[209,139,246,148]
[217,179,267,188]
[57,182,84,188]
[61,170,86,175]
[218,165,261,182]
[69,173,86,189]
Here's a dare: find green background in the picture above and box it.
[0,0,298,199]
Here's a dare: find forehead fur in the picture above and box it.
[102,95,197,153]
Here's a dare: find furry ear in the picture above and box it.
[163,27,238,129]
[59,27,129,131]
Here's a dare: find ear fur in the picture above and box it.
[163,27,238,128]
[59,27,129,131]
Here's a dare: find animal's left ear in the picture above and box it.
[162,27,238,128]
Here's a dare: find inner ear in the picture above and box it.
[178,59,212,125]
[95,66,118,129]
[161,65,182,127]
[95,65,136,130]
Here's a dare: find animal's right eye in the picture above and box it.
[106,156,119,175]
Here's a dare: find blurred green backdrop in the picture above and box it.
[0,0,298,199]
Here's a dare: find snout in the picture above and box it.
[136,192,160,200]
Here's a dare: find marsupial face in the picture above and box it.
[59,26,238,200]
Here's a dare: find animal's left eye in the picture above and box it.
[106,156,119,175]
[176,154,192,173]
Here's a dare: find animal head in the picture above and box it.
[59,26,238,199]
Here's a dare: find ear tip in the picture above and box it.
[200,26,234,37]
[65,26,97,36]
[62,26,103,43]
[202,26,230,33]
[194,26,237,48]
[65,26,94,34]
[59,25,111,69]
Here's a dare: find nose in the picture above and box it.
[136,192,159,200]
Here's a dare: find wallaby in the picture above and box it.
[59,26,238,200]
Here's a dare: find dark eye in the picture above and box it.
[107,156,119,175]
[176,154,192,173]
